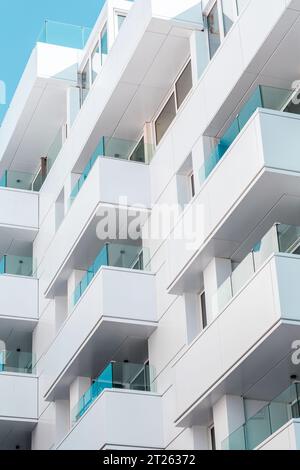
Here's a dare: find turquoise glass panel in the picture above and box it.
[72,362,152,424]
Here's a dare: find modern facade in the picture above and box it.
[1,0,300,450]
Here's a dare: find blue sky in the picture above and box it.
[0,0,103,123]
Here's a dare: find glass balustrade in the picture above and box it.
[37,20,92,49]
[0,127,64,192]
[73,243,149,306]
[71,361,153,425]
[0,170,36,191]
[222,383,300,450]
[0,350,36,374]
[199,85,294,184]
[0,255,34,277]
[69,136,153,207]
[212,223,300,316]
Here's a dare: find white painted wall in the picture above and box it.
[0,275,38,320]
[57,389,164,450]
[0,374,37,420]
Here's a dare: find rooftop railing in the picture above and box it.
[222,383,300,450]
[37,20,92,49]
[71,361,153,425]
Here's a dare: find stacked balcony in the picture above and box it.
[223,383,300,450]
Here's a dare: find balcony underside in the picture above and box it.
[0,43,78,176]
[176,320,300,427]
[170,171,300,294]
[0,418,37,450]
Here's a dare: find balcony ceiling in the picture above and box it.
[74,15,196,173]
[176,321,300,428]
[0,44,78,174]
[169,173,300,295]
[0,419,36,450]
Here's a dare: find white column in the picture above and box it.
[54,296,68,333]
[67,87,80,129]
[64,172,81,214]
[185,293,201,343]
[144,122,154,162]
[203,257,232,323]
[213,395,245,450]
[189,29,209,82]
[55,400,70,444]
[192,425,210,450]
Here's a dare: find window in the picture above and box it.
[200,291,207,329]
[129,137,146,163]
[236,0,249,15]
[117,14,127,30]
[207,2,221,58]
[81,60,90,104]
[155,60,193,145]
[91,43,100,83]
[101,24,108,65]
[209,425,216,450]
[222,0,235,35]
[155,93,176,145]
[189,171,195,199]
[175,60,193,109]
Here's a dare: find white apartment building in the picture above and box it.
[1,0,300,451]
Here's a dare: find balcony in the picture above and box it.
[173,252,300,427]
[73,243,148,306]
[200,85,297,184]
[168,107,300,294]
[213,223,300,315]
[222,383,300,450]
[69,136,153,207]
[0,371,37,449]
[57,387,163,450]
[43,263,157,401]
[44,156,150,298]
[71,361,153,424]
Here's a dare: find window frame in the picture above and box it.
[199,290,208,330]
[209,424,216,450]
[79,21,108,106]
[204,0,240,60]
[114,9,128,36]
[188,170,196,200]
[153,57,193,147]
